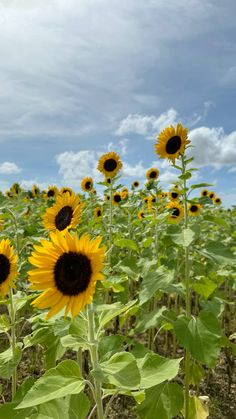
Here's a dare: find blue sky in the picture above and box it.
[0,0,236,206]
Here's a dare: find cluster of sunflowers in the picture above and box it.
[0,123,223,321]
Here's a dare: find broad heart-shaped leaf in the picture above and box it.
[18,360,84,409]
[97,300,137,330]
[139,266,174,305]
[114,238,139,252]
[187,395,209,419]
[192,277,217,299]
[174,311,222,367]
[138,353,182,389]
[60,334,91,352]
[93,352,140,389]
[199,241,235,265]
[0,344,22,379]
[135,306,166,333]
[171,228,196,247]
[137,382,184,419]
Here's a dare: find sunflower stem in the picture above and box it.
[87,304,104,419]
[181,154,191,419]
[9,288,17,400]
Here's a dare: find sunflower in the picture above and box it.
[0,239,18,296]
[104,194,110,201]
[42,192,82,232]
[32,185,40,197]
[61,187,73,196]
[167,202,184,223]
[28,231,106,319]
[214,197,222,205]
[188,203,202,216]
[169,189,180,201]
[209,192,215,200]
[5,191,14,198]
[81,177,93,193]
[132,180,140,188]
[121,187,128,200]
[97,151,122,178]
[94,207,103,218]
[106,177,111,184]
[44,186,58,199]
[113,192,122,205]
[137,210,145,220]
[10,183,21,195]
[146,168,159,181]
[155,123,189,161]
[201,189,209,197]
[143,197,149,204]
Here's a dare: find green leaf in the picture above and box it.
[0,378,35,419]
[188,395,209,419]
[190,183,212,190]
[201,241,235,265]
[68,393,91,419]
[174,311,222,367]
[93,352,140,389]
[0,345,22,379]
[138,353,182,389]
[171,228,195,247]
[60,335,90,352]
[98,300,137,329]
[114,238,139,252]
[139,266,174,305]
[98,334,126,361]
[203,214,228,227]
[189,363,205,385]
[18,360,84,409]
[135,307,166,333]
[137,382,184,419]
[192,277,217,299]
[0,314,10,334]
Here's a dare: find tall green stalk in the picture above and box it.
[87,304,104,419]
[181,155,191,419]
[9,288,17,399]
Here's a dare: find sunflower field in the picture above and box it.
[0,123,235,419]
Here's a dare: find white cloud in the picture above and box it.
[189,126,236,167]
[20,179,48,190]
[56,150,101,186]
[0,161,21,174]
[115,108,178,137]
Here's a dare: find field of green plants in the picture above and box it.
[0,123,235,419]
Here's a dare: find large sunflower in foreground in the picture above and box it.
[0,239,18,296]
[28,231,106,319]
[97,151,122,178]
[81,177,93,192]
[42,192,82,232]
[167,202,184,223]
[155,123,189,161]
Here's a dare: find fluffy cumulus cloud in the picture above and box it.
[189,127,236,168]
[56,150,100,186]
[20,179,48,191]
[0,161,21,174]
[115,109,178,138]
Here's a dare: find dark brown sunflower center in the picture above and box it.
[54,251,92,296]
[190,205,198,212]
[0,254,10,285]
[152,197,156,203]
[106,177,111,184]
[55,206,73,231]
[85,181,91,190]
[216,199,220,203]
[172,207,180,217]
[140,212,144,218]
[134,182,139,187]
[150,171,157,179]
[166,136,181,154]
[97,210,102,216]
[114,194,121,203]
[171,192,178,199]
[209,193,214,198]
[202,191,207,196]
[104,158,117,172]
[47,189,55,197]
